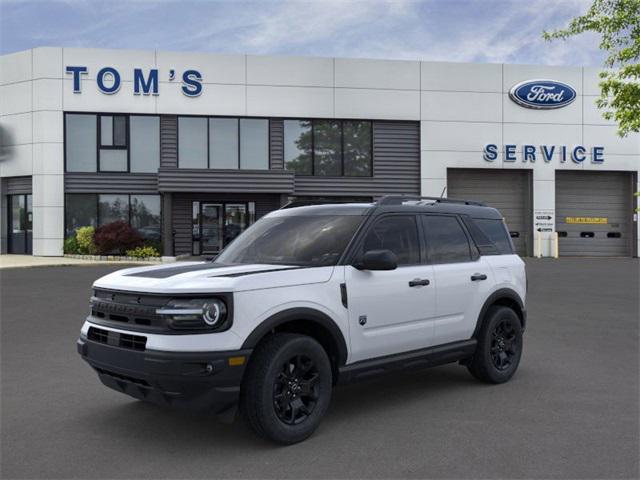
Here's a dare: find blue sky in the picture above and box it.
[0,0,604,66]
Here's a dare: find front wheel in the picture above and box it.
[467,306,523,384]
[240,333,332,444]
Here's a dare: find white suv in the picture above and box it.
[77,196,526,444]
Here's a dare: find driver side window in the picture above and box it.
[361,215,420,265]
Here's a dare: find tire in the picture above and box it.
[467,306,523,384]
[240,333,333,444]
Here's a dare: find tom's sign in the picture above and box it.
[509,79,576,109]
[65,66,203,97]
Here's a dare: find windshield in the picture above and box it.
[215,215,364,267]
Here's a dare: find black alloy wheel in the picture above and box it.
[490,319,518,371]
[467,305,523,384]
[240,333,332,444]
[273,355,320,425]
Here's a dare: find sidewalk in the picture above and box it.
[0,255,159,269]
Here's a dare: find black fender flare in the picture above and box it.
[241,307,349,366]
[472,288,526,338]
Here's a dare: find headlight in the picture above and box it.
[157,298,228,331]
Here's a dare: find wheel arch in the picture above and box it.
[241,307,349,379]
[472,288,526,338]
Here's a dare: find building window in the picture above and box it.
[131,195,161,243]
[65,114,97,172]
[98,194,129,225]
[343,121,372,176]
[284,119,372,177]
[209,118,238,169]
[99,115,128,172]
[240,119,269,170]
[65,194,97,237]
[65,113,159,173]
[178,116,269,170]
[314,120,342,176]
[130,116,160,173]
[284,120,312,175]
[178,117,208,168]
[65,193,161,248]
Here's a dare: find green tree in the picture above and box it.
[543,0,640,136]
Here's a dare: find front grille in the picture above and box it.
[88,326,147,351]
[90,289,169,331]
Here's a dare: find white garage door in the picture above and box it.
[447,169,532,256]
[556,171,634,257]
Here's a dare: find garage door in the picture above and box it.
[556,171,633,257]
[448,169,532,256]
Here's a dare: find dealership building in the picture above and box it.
[1,47,638,258]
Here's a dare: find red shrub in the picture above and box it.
[94,220,144,255]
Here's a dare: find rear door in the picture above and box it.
[345,214,436,363]
[422,214,495,345]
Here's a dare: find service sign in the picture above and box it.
[565,217,608,225]
[535,209,555,232]
[509,79,577,109]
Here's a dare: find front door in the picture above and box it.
[8,194,32,254]
[345,214,436,363]
[201,203,223,255]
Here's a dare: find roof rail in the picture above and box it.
[280,199,367,209]
[376,195,487,207]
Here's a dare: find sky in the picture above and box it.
[0,0,605,66]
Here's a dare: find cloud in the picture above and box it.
[0,0,606,66]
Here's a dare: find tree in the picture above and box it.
[543,0,640,137]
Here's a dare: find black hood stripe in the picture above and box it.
[125,263,230,278]
[209,266,302,278]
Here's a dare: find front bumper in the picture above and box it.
[77,336,252,415]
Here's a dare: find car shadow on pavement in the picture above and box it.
[79,363,482,450]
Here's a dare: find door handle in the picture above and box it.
[409,278,430,287]
[471,273,488,281]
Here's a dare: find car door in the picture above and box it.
[421,214,494,345]
[345,214,436,363]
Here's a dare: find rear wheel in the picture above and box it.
[467,306,523,384]
[240,333,332,444]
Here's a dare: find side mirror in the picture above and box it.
[354,249,398,271]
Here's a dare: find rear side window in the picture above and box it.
[475,218,514,254]
[422,215,472,264]
[360,215,420,265]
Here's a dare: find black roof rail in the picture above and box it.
[280,199,369,209]
[376,195,487,207]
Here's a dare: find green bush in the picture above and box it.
[76,226,97,255]
[125,245,160,258]
[63,236,79,254]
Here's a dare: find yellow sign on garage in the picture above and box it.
[565,217,608,224]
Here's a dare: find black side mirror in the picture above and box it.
[354,249,398,271]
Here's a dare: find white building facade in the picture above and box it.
[1,47,638,257]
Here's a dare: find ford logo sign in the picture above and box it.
[509,79,577,109]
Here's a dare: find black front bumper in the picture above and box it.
[77,337,251,415]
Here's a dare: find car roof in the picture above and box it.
[272,197,503,220]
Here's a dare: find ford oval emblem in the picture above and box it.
[509,79,577,109]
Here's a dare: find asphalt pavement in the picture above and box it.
[1,259,638,479]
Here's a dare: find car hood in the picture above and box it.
[92,261,335,294]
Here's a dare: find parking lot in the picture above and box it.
[1,258,638,479]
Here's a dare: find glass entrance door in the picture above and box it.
[201,203,223,255]
[8,194,32,254]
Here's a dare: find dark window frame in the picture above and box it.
[177,115,272,171]
[284,118,374,177]
[63,112,161,174]
[98,114,129,172]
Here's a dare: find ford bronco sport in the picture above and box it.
[77,196,526,444]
